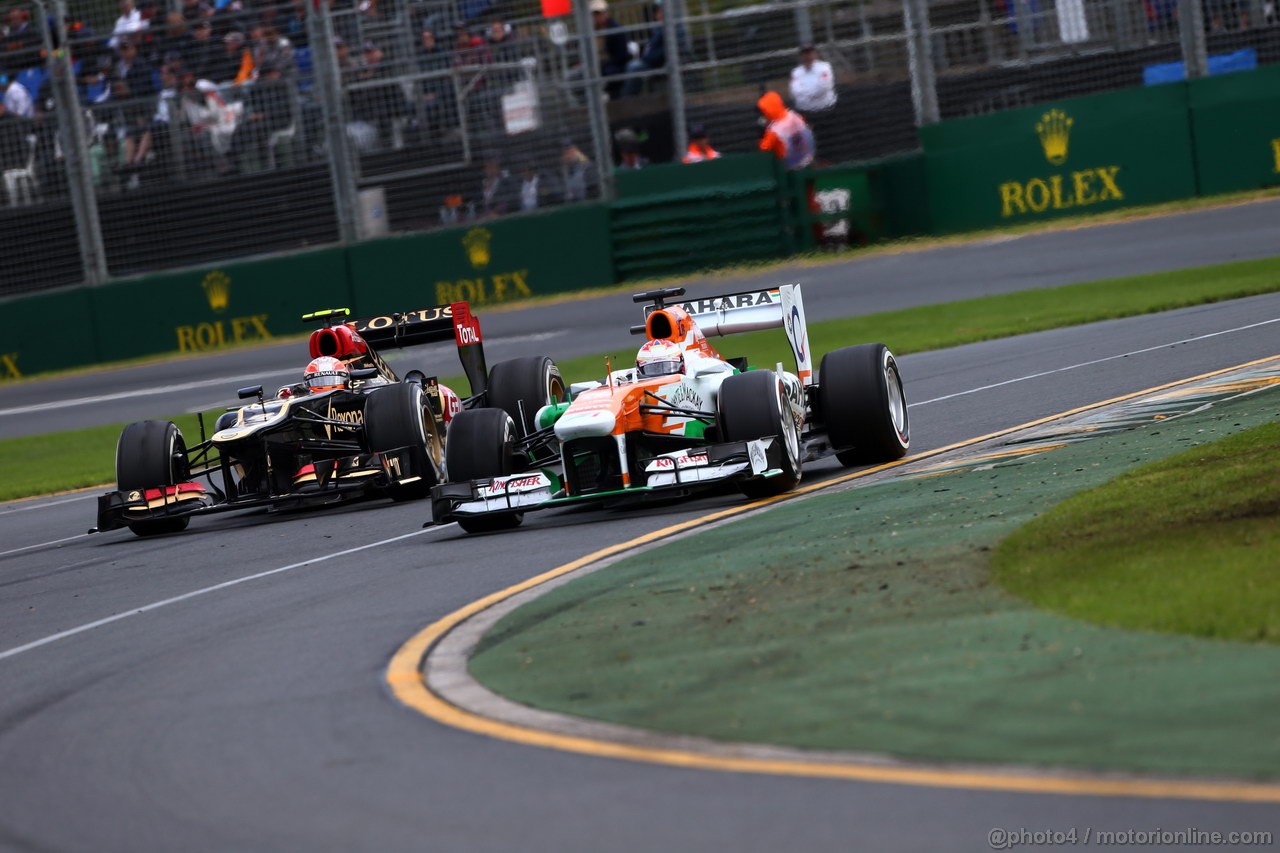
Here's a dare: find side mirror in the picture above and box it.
[349,367,380,380]
[237,385,264,400]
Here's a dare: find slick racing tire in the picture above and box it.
[819,343,910,466]
[443,408,524,533]
[718,369,802,498]
[486,355,567,438]
[365,382,439,501]
[116,420,191,536]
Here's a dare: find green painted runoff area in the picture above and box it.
[469,391,1280,778]
[3,254,1279,503]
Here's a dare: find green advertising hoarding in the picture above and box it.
[89,248,352,364]
[922,85,1198,233]
[2,287,98,380]
[1189,64,1280,196]
[345,204,616,315]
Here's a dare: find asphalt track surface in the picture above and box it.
[3,196,1280,438]
[1,290,1278,851]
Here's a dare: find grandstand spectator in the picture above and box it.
[227,60,290,171]
[283,0,308,48]
[452,23,497,132]
[479,151,518,217]
[681,123,720,163]
[0,72,32,118]
[215,30,254,84]
[416,25,454,138]
[250,21,295,80]
[485,15,522,93]
[622,0,681,98]
[590,0,629,98]
[181,0,212,24]
[32,61,65,195]
[560,138,596,202]
[333,35,356,73]
[789,44,836,113]
[110,0,150,49]
[346,40,408,151]
[2,6,40,65]
[153,12,190,68]
[518,161,550,211]
[182,17,219,80]
[112,36,158,187]
[614,126,647,169]
[0,93,32,175]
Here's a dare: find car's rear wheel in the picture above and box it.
[718,369,802,498]
[486,355,567,438]
[365,383,440,501]
[819,343,909,466]
[444,407,524,533]
[116,420,191,536]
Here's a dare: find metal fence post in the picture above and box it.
[572,0,615,201]
[903,0,940,126]
[666,0,688,160]
[1177,0,1208,79]
[309,0,361,244]
[42,0,109,285]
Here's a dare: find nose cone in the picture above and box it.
[554,408,616,441]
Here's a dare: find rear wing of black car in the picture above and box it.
[303,303,488,396]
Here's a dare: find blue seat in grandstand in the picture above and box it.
[17,66,45,97]
[1144,48,1257,85]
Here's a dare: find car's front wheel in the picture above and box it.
[718,369,802,498]
[443,407,524,533]
[365,383,441,501]
[116,420,191,536]
[486,355,567,438]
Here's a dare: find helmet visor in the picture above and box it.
[306,371,347,390]
[637,358,683,378]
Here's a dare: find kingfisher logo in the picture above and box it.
[202,271,231,313]
[1035,109,1073,165]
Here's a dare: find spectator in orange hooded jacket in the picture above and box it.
[757,90,814,170]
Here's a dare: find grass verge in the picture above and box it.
[5,254,1280,503]
[993,422,1280,643]
[0,411,218,503]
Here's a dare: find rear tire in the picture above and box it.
[486,355,567,438]
[444,408,524,533]
[116,420,191,536]
[718,369,802,498]
[365,383,439,501]
[819,344,909,466]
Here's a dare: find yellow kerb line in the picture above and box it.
[387,355,1280,802]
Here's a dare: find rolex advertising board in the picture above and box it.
[345,203,615,315]
[2,287,98,380]
[1188,63,1280,196]
[921,85,1197,233]
[88,248,352,363]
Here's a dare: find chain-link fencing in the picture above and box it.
[2,0,1277,298]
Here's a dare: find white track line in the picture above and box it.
[0,534,88,558]
[909,318,1280,407]
[0,372,295,417]
[0,526,448,662]
[0,493,95,516]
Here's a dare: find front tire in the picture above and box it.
[486,355,567,438]
[443,407,524,533]
[116,420,191,536]
[365,383,440,501]
[718,369,802,498]
[819,343,909,466]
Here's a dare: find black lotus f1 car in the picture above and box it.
[94,302,490,536]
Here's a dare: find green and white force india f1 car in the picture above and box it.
[95,302,491,537]
[431,283,910,534]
